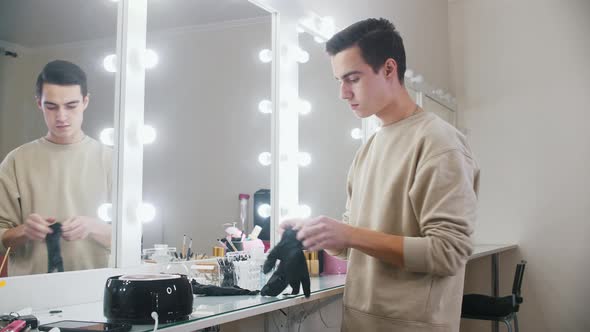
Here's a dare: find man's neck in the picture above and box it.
[375,89,419,127]
[45,131,85,145]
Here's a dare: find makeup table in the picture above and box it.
[31,244,516,332]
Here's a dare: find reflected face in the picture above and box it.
[37,83,88,144]
[330,46,394,119]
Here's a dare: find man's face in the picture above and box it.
[37,83,88,144]
[330,46,396,119]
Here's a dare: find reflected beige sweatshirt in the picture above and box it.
[0,136,112,276]
[336,110,479,332]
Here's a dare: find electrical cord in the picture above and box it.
[151,312,159,332]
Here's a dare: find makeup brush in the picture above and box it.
[0,247,11,275]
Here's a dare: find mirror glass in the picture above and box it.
[0,0,119,276]
[140,0,273,261]
[298,32,361,226]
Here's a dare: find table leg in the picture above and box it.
[492,253,499,332]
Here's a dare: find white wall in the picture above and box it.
[449,0,590,331]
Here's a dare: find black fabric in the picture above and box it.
[190,279,259,296]
[462,294,515,318]
[46,223,64,273]
[261,227,310,298]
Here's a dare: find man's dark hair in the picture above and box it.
[35,60,88,97]
[326,18,406,84]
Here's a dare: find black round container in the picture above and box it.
[103,274,193,324]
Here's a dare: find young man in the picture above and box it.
[283,19,480,331]
[0,60,112,276]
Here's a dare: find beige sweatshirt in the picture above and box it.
[0,136,112,276]
[337,110,480,332]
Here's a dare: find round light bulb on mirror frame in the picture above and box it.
[404,69,414,79]
[297,152,311,167]
[138,125,157,144]
[144,49,158,69]
[258,49,272,63]
[97,203,113,222]
[258,152,272,166]
[257,203,271,219]
[298,99,312,115]
[350,128,362,140]
[258,99,272,114]
[313,36,327,44]
[296,48,309,63]
[410,74,424,84]
[103,54,117,73]
[137,203,156,223]
[297,204,312,218]
[100,128,115,146]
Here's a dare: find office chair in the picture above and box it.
[461,260,527,332]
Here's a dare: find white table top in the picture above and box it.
[33,243,516,332]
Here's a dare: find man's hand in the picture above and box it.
[291,215,352,252]
[61,216,99,241]
[23,213,55,241]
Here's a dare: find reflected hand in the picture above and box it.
[23,213,55,241]
[295,215,352,252]
[61,216,100,241]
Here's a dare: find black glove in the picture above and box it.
[190,279,259,296]
[46,223,64,273]
[261,227,310,298]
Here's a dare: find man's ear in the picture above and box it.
[384,58,398,80]
[82,94,90,111]
[35,96,42,110]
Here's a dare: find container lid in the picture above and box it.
[119,274,181,281]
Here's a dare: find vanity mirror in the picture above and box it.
[297,31,361,221]
[0,0,119,276]
[140,0,273,259]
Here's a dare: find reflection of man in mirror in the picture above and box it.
[0,60,112,276]
[283,19,480,331]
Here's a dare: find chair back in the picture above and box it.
[511,260,527,311]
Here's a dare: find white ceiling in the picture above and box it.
[0,0,270,48]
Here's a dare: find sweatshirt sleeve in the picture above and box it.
[0,155,22,254]
[404,149,479,276]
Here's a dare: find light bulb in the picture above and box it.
[298,99,312,115]
[258,49,272,63]
[404,69,414,79]
[137,203,156,223]
[103,54,117,73]
[144,49,158,69]
[297,152,311,167]
[97,203,113,222]
[410,75,423,84]
[258,99,272,114]
[296,48,309,63]
[375,127,382,132]
[319,16,336,37]
[258,152,272,166]
[351,128,362,140]
[138,125,156,144]
[100,128,115,146]
[257,203,271,219]
[314,36,327,44]
[297,204,311,218]
[296,26,304,33]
